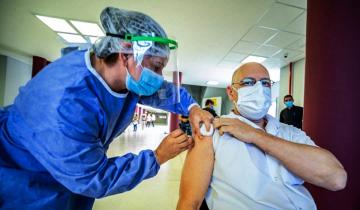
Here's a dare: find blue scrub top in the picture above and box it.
[0,50,196,210]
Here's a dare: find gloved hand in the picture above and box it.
[155,129,194,165]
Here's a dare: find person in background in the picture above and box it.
[280,95,304,129]
[203,99,218,118]
[132,113,139,132]
[151,113,156,127]
[179,115,192,136]
[146,112,152,128]
[141,111,147,130]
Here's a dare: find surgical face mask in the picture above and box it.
[285,101,294,108]
[233,81,272,120]
[126,67,164,96]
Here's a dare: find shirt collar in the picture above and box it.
[264,114,280,135]
[224,112,280,135]
[225,112,262,129]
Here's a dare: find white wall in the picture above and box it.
[0,55,6,106]
[278,65,290,117]
[292,59,305,107]
[269,81,279,118]
[3,56,32,106]
[277,58,305,116]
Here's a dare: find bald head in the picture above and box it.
[232,62,270,84]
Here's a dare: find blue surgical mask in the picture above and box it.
[126,67,164,96]
[285,101,294,108]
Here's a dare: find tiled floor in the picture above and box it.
[93,125,186,210]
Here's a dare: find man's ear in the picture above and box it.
[226,86,235,101]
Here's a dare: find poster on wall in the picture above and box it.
[201,97,222,116]
[156,113,168,125]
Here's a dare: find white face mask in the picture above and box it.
[233,81,272,120]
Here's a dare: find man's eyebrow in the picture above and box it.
[260,77,271,80]
[242,77,254,80]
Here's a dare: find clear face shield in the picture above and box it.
[124,33,181,104]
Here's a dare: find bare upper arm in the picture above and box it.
[177,135,215,210]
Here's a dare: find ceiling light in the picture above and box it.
[36,15,77,33]
[58,33,87,43]
[206,81,219,86]
[70,20,105,36]
[241,55,267,63]
[87,36,100,44]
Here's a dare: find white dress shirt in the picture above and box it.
[205,112,317,210]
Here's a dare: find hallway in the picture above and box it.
[93,125,186,210]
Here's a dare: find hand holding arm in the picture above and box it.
[189,105,214,138]
[214,117,347,191]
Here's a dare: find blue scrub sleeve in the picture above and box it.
[21,95,160,198]
[139,81,198,116]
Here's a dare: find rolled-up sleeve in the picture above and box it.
[289,126,317,146]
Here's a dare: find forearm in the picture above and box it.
[139,82,198,116]
[177,137,214,210]
[252,131,347,191]
[172,86,198,116]
[93,150,160,197]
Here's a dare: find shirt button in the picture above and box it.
[274,176,279,182]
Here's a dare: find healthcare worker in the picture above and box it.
[0,7,213,210]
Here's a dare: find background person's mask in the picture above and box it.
[285,101,294,108]
[234,81,272,120]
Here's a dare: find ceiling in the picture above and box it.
[0,0,307,87]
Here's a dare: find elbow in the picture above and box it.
[63,178,113,199]
[320,167,347,191]
[177,202,201,210]
[92,191,107,199]
[177,197,202,210]
[68,184,108,199]
[328,169,347,191]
